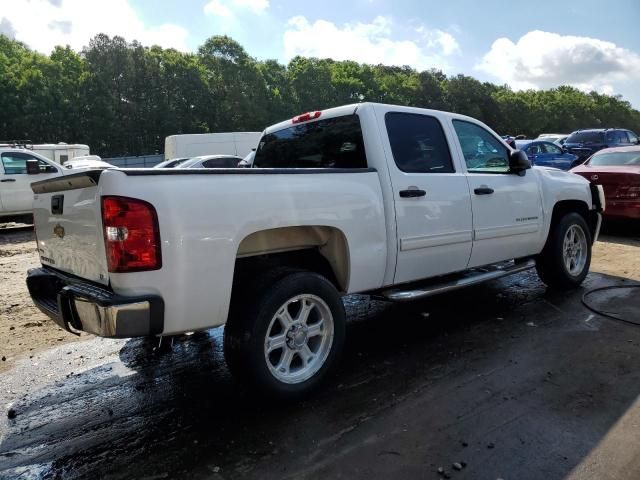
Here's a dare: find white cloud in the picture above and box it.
[0,0,189,53]
[429,31,460,56]
[283,16,459,71]
[476,30,640,94]
[204,0,233,17]
[417,27,460,56]
[204,0,269,17]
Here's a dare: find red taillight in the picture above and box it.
[101,196,161,273]
[292,111,321,124]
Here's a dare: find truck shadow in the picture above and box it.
[2,271,640,480]
[599,219,640,244]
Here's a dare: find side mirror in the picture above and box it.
[26,159,40,175]
[509,150,531,176]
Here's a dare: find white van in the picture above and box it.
[164,132,261,160]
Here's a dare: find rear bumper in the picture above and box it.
[26,267,164,338]
[602,201,640,220]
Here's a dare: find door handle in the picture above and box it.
[474,187,494,195]
[399,188,426,198]
[0,178,16,182]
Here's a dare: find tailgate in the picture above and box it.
[31,170,109,285]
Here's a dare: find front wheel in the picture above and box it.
[536,212,592,289]
[224,271,345,399]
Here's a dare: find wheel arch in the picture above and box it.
[235,225,351,292]
[542,200,594,253]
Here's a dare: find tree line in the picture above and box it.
[1,33,639,158]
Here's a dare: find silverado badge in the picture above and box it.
[53,224,65,239]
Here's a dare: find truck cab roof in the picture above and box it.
[263,102,496,137]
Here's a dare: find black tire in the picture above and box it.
[536,212,592,289]
[224,270,346,399]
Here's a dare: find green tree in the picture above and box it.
[1,32,639,158]
[198,35,270,131]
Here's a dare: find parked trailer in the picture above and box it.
[164,132,261,160]
[31,143,90,164]
[0,142,90,164]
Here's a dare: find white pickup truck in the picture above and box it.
[26,103,605,398]
[0,148,111,219]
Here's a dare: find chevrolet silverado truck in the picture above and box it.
[26,103,605,398]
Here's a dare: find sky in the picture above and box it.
[1,0,639,107]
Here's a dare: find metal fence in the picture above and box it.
[102,154,163,168]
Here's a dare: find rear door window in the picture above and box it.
[253,115,367,169]
[384,112,454,173]
[541,143,562,154]
[528,144,541,155]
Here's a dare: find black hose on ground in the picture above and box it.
[581,285,640,325]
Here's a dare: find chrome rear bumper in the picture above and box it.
[26,267,164,338]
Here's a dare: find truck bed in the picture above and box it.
[31,167,388,334]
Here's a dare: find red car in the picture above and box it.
[571,146,640,219]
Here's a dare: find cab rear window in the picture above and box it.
[253,115,368,169]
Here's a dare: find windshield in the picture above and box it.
[566,131,604,144]
[253,114,367,169]
[590,151,640,166]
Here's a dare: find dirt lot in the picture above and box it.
[0,223,640,480]
[1,225,639,373]
[0,223,639,479]
[0,229,83,372]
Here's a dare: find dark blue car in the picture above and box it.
[515,140,578,170]
[563,129,639,164]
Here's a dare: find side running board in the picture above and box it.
[381,259,535,302]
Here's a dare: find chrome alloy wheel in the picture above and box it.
[264,294,334,384]
[563,224,588,276]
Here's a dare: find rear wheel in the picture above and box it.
[224,270,345,399]
[536,212,591,289]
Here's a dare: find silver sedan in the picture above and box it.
[177,155,244,169]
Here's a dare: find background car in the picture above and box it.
[515,140,578,170]
[237,150,255,167]
[177,155,243,169]
[564,128,640,165]
[153,157,190,168]
[571,146,640,219]
[501,135,516,148]
[536,133,569,146]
